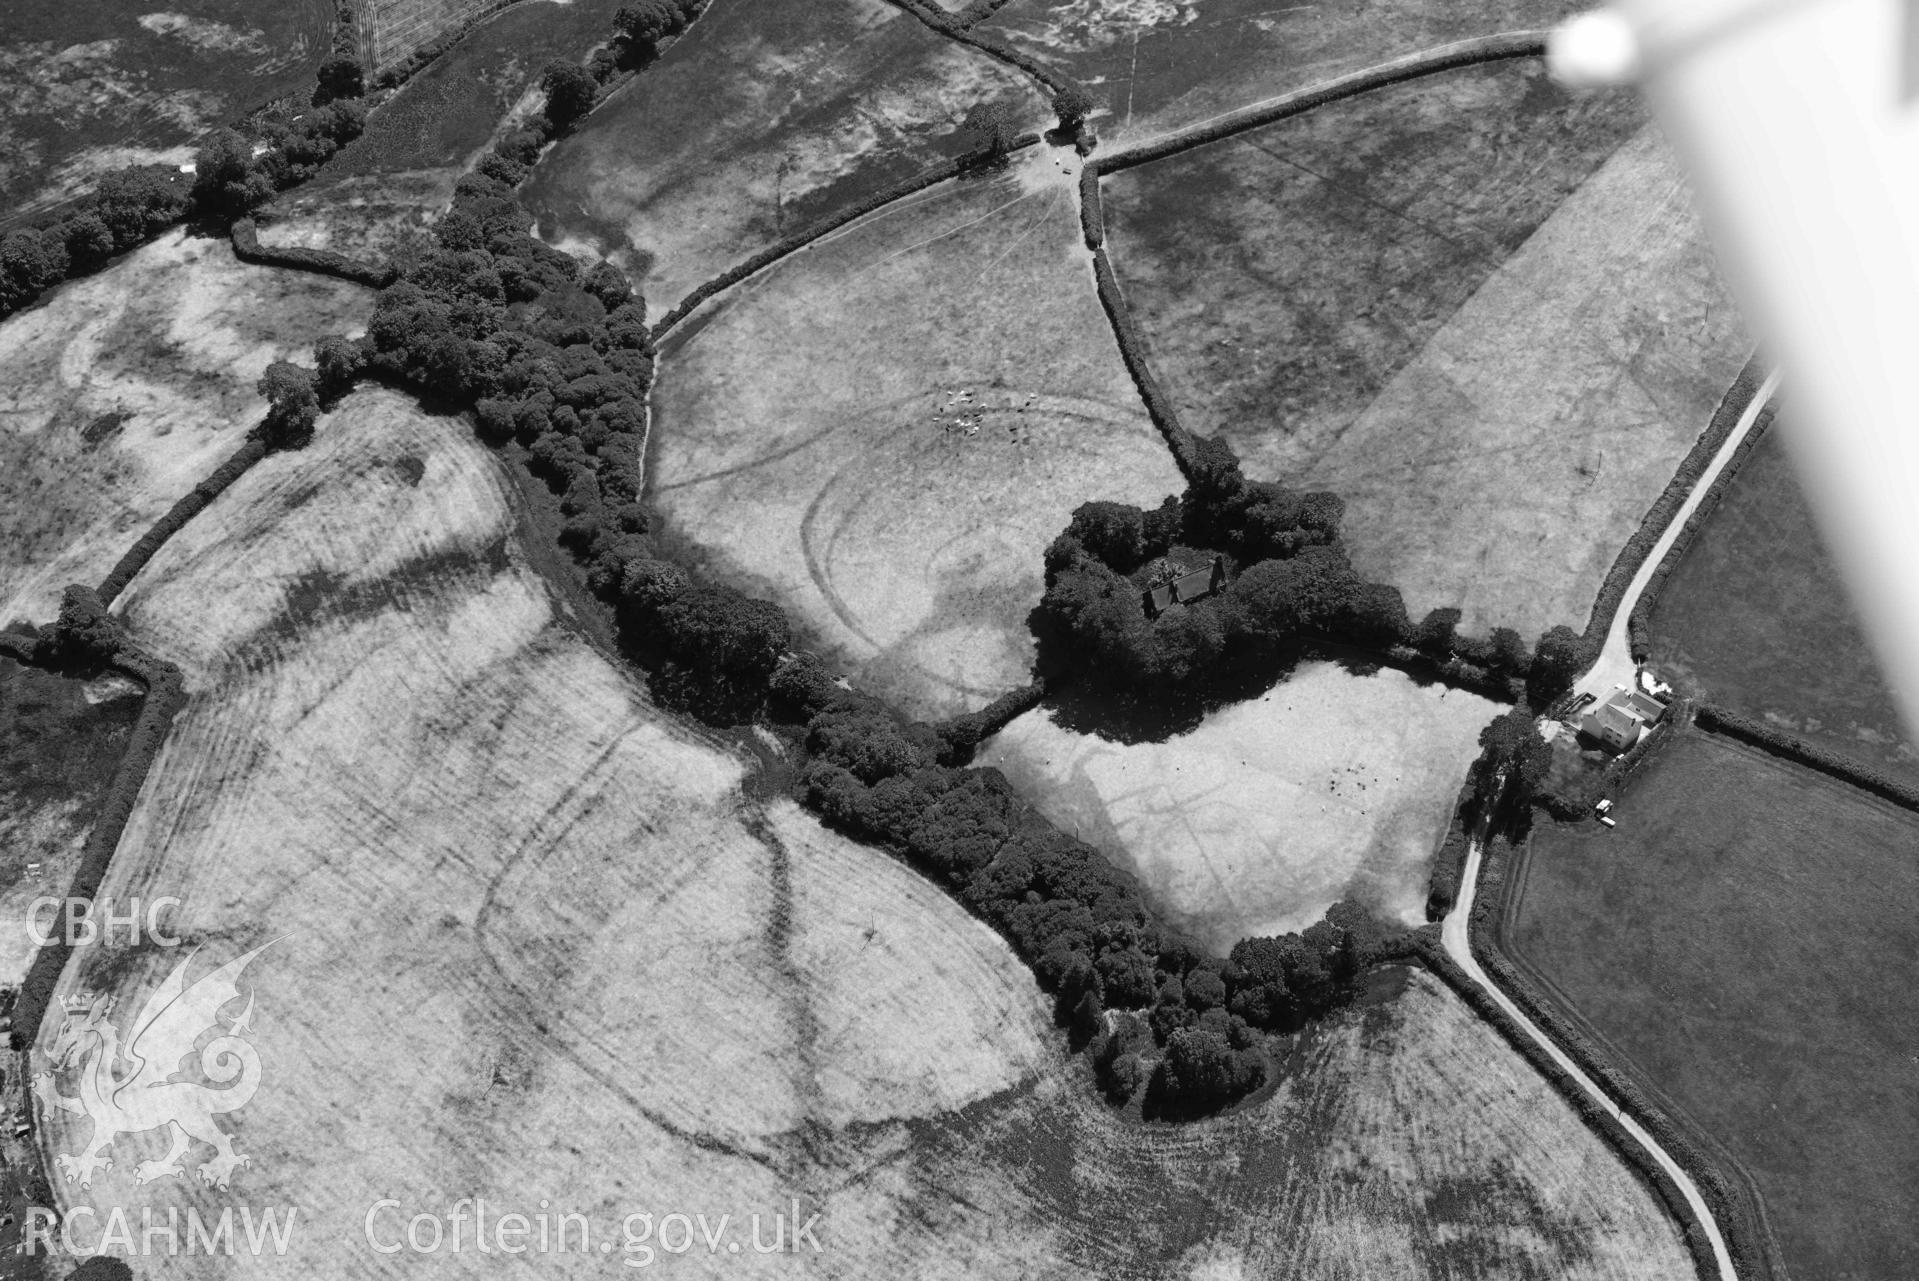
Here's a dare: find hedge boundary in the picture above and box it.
[951,0,1020,31]
[231,217,396,287]
[1625,399,1775,663]
[1090,245,1199,475]
[1694,703,1919,813]
[1078,161,1106,249]
[1565,355,1767,670]
[1092,32,1546,175]
[95,436,270,607]
[649,142,1044,342]
[1465,837,1776,1281]
[883,0,1079,98]
[6,642,188,1056]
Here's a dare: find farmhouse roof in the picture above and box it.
[1585,699,1646,745]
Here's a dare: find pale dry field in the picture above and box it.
[19,389,1693,1278]
[979,662,1498,952]
[0,230,369,627]
[651,146,1183,720]
[33,387,1055,1275]
[1289,124,1747,636]
[519,0,1046,314]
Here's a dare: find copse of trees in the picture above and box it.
[1031,437,1586,710]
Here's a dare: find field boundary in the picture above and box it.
[0,636,187,1058]
[1090,32,1547,174]
[882,0,1083,99]
[231,217,396,287]
[1089,244,1200,474]
[649,139,1042,342]
[1612,359,1771,663]
[1464,830,1781,1281]
[1693,703,1919,812]
[95,437,272,607]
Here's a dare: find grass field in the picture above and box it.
[0,229,369,629]
[649,147,1183,720]
[323,0,624,186]
[0,0,331,225]
[1103,61,1642,504]
[0,661,143,984]
[978,661,1499,952]
[978,0,1579,149]
[1509,728,1919,1281]
[1647,413,1918,785]
[518,0,1045,314]
[1112,113,1744,637]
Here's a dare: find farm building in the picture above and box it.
[1580,683,1670,751]
[1143,555,1227,618]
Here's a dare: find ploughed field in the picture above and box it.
[518,0,1046,314]
[1,0,331,224]
[1647,412,1919,786]
[1101,61,1747,636]
[1510,727,1919,1281]
[980,661,1499,953]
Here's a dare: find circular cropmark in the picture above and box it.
[793,385,1174,713]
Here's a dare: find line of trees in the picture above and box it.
[1031,436,1588,711]
[281,55,1419,1120]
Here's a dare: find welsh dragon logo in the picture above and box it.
[33,943,272,1190]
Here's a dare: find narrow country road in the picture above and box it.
[1576,368,1783,700]
[1441,838,1739,1281]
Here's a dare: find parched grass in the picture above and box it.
[35,388,1056,1272]
[978,0,1577,149]
[1647,416,1918,786]
[872,966,1695,1279]
[650,147,1183,719]
[0,0,331,224]
[1510,727,1919,1281]
[519,0,1047,314]
[0,230,369,628]
[978,661,1499,953]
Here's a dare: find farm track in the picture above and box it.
[1443,837,1738,1281]
[1575,369,1782,701]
